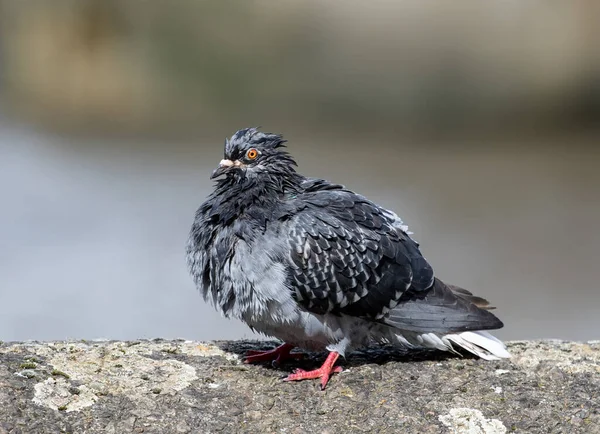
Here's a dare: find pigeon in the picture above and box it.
[186,128,510,390]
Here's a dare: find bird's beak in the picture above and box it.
[210,159,236,179]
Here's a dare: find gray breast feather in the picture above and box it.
[188,219,300,326]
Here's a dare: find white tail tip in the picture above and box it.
[444,331,511,360]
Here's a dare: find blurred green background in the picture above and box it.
[0,0,598,342]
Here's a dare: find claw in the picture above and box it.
[283,352,341,390]
[243,343,302,365]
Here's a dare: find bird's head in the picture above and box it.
[211,128,298,183]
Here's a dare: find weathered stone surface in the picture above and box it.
[0,340,598,433]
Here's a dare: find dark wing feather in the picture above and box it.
[385,278,504,333]
[284,189,434,319]
[447,284,496,310]
[300,177,346,193]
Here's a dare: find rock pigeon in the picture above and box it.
[186,128,510,390]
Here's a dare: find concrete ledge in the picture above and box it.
[0,340,598,433]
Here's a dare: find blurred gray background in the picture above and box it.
[0,1,598,343]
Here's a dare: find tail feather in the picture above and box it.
[386,278,503,334]
[447,285,496,310]
[444,331,511,360]
[386,277,510,360]
[390,330,511,360]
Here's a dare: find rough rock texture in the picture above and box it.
[0,339,598,433]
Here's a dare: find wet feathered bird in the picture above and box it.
[186,128,510,390]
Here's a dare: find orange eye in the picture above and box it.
[246,148,259,160]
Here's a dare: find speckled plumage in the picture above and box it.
[186,128,509,363]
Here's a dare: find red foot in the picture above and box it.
[283,351,342,390]
[243,343,303,366]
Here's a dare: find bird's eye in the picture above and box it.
[246,148,259,160]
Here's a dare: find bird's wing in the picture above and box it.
[283,189,434,319]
